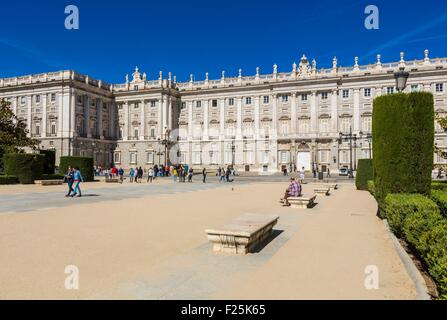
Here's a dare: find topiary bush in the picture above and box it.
[432,181,447,191]
[2,153,45,184]
[402,205,443,256]
[367,180,375,196]
[431,189,447,218]
[40,150,56,174]
[59,156,94,182]
[373,92,434,209]
[0,175,19,185]
[356,159,374,190]
[423,221,447,299]
[384,193,439,238]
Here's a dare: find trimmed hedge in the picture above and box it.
[40,150,56,174]
[385,193,447,299]
[41,174,65,181]
[367,180,375,196]
[432,181,447,191]
[356,159,374,190]
[431,190,447,218]
[423,221,447,299]
[384,194,439,238]
[59,157,94,182]
[373,92,434,207]
[3,153,45,184]
[0,175,19,185]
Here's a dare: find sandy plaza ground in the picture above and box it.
[0,176,417,300]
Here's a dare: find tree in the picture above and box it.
[0,99,39,166]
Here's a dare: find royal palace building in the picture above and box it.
[1,50,447,173]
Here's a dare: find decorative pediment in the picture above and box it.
[298,115,311,120]
[131,120,141,126]
[260,117,272,122]
[209,119,220,125]
[319,114,331,119]
[361,112,373,117]
[148,120,158,125]
[278,116,290,121]
[226,119,237,124]
[298,54,312,78]
[243,118,254,123]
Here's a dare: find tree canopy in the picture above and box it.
[0,99,39,163]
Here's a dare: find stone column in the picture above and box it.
[424,83,432,92]
[272,94,278,135]
[26,96,32,137]
[375,87,382,97]
[203,99,209,140]
[254,96,260,139]
[98,99,104,139]
[219,99,225,139]
[353,89,360,132]
[42,94,47,137]
[140,99,146,140]
[109,102,116,140]
[168,98,173,130]
[236,97,243,139]
[158,96,163,137]
[62,90,71,138]
[69,93,76,140]
[123,101,129,141]
[162,95,168,131]
[291,92,297,135]
[331,89,338,132]
[188,101,193,139]
[84,95,91,138]
[310,91,317,133]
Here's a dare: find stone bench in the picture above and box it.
[40,180,64,186]
[205,214,279,255]
[325,183,338,190]
[286,195,317,209]
[314,187,330,196]
[105,178,120,183]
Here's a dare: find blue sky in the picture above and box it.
[1,0,447,83]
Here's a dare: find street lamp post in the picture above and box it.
[157,128,175,167]
[394,67,410,92]
[359,131,373,159]
[338,127,358,179]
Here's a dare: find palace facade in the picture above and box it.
[1,50,447,173]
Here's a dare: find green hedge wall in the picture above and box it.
[432,181,447,191]
[367,180,375,196]
[431,190,447,218]
[59,157,94,182]
[373,92,434,208]
[384,193,439,238]
[0,175,19,185]
[385,193,447,298]
[40,150,56,174]
[2,153,45,184]
[356,159,374,190]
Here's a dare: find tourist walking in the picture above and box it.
[220,168,226,182]
[137,167,144,183]
[188,168,194,183]
[129,167,135,183]
[299,167,305,184]
[70,167,84,198]
[172,167,178,183]
[147,167,154,183]
[118,167,124,184]
[226,166,233,182]
[202,167,207,183]
[64,166,74,197]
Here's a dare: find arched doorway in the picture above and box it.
[297,142,311,172]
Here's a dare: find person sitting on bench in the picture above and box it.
[283,178,302,206]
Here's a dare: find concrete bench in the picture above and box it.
[286,195,317,209]
[40,180,64,186]
[325,183,338,190]
[206,214,279,255]
[105,178,120,183]
[314,187,330,196]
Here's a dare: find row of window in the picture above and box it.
[183,83,446,109]
[16,94,57,105]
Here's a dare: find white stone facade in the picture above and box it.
[1,50,447,173]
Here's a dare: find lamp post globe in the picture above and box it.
[394,67,410,92]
